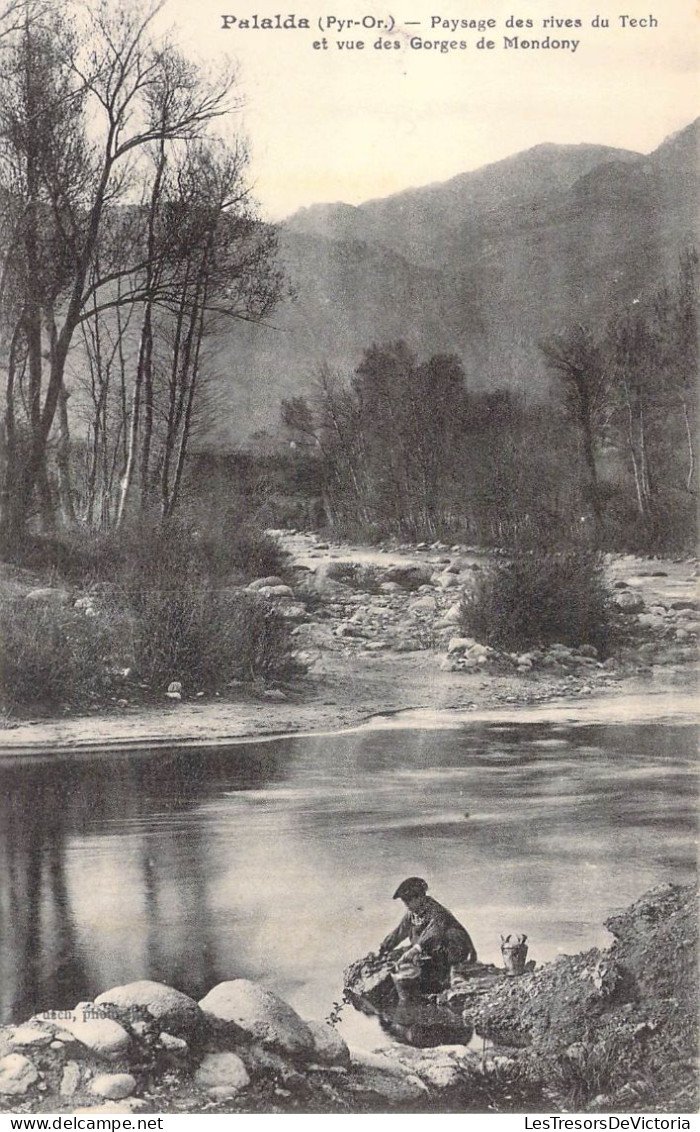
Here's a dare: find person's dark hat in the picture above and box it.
[393,877,428,900]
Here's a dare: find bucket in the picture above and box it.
[501,933,528,976]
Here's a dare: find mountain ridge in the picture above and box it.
[205,120,698,447]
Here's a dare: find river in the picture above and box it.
[0,711,696,1050]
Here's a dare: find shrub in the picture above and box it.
[459,549,614,655]
[325,561,383,592]
[9,516,287,589]
[0,597,126,710]
[125,588,300,691]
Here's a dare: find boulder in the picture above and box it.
[60,1062,82,1097]
[306,1020,351,1067]
[199,980,315,1058]
[384,1046,466,1090]
[346,1054,429,1104]
[447,637,475,654]
[255,585,294,600]
[435,573,459,590]
[247,576,285,590]
[195,1052,250,1098]
[379,565,432,589]
[436,602,462,628]
[90,1073,137,1101]
[159,1032,188,1053]
[94,980,204,1038]
[409,596,438,613]
[9,1025,53,1049]
[242,1044,295,1078]
[636,613,665,631]
[57,1010,131,1060]
[344,1065,428,1104]
[0,1053,39,1095]
[275,602,307,620]
[614,590,645,613]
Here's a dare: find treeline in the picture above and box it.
[0,0,281,554]
[281,253,697,552]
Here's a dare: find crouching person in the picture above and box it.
[378,877,477,993]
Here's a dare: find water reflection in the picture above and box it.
[0,722,696,1053]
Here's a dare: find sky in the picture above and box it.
[159,0,698,219]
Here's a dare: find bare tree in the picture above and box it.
[0,0,238,546]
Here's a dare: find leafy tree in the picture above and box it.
[540,325,609,539]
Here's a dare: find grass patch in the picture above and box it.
[0,597,127,710]
[459,548,614,655]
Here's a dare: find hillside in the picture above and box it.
[205,121,698,447]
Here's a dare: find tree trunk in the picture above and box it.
[54,383,75,525]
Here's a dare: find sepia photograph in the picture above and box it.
[0,0,697,1119]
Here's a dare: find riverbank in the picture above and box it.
[0,663,697,757]
[1,884,695,1115]
[0,535,697,755]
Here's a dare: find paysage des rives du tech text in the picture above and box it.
[219,10,660,53]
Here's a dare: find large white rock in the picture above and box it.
[195,1052,250,1098]
[306,1020,351,1067]
[0,1053,39,1096]
[247,576,285,591]
[199,980,315,1058]
[90,1073,136,1101]
[9,1025,53,1049]
[58,1010,131,1060]
[94,980,204,1038]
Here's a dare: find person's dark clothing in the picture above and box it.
[380,895,477,966]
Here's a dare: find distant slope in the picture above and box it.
[286,142,642,267]
[206,121,698,447]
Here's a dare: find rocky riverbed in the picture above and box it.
[0,533,697,755]
[0,884,695,1115]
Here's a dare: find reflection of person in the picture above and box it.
[379,877,477,991]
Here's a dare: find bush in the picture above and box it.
[0,597,126,710]
[125,588,300,692]
[459,549,614,655]
[325,561,383,592]
[9,516,287,589]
